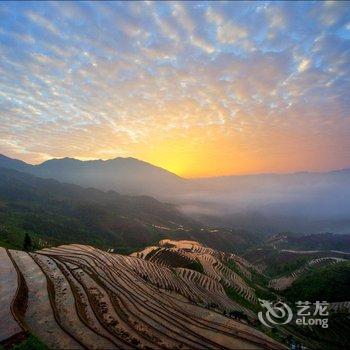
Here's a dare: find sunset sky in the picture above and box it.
[1,1,350,177]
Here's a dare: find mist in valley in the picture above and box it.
[174,170,350,234]
[1,153,350,235]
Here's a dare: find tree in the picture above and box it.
[229,310,248,322]
[23,233,33,251]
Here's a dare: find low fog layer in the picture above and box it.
[175,170,350,234]
[1,154,350,234]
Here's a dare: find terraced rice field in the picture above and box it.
[268,257,346,291]
[131,246,159,259]
[137,240,258,304]
[0,245,285,349]
[0,248,23,344]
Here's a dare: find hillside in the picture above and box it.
[243,232,350,275]
[0,166,194,250]
[282,261,350,302]
[0,154,187,197]
[132,240,350,350]
[2,154,350,234]
[0,244,284,349]
[266,232,350,252]
[0,167,260,253]
[2,239,349,349]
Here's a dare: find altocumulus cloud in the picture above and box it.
[0,1,349,176]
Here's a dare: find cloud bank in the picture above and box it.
[0,1,349,176]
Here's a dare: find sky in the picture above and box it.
[0,1,350,178]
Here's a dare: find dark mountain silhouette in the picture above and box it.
[0,154,30,172]
[0,167,261,252]
[1,153,350,198]
[0,166,192,250]
[0,154,187,197]
[1,154,350,234]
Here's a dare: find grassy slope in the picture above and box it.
[0,167,264,253]
[0,167,194,250]
[283,314,350,350]
[283,261,350,302]
[12,335,48,350]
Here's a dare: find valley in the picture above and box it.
[1,1,349,349]
[2,154,350,235]
[0,159,349,349]
[0,166,263,253]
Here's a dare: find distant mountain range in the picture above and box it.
[0,165,191,250]
[0,154,187,197]
[1,153,350,196]
[1,154,350,234]
[0,166,262,252]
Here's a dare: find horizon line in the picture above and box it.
[1,153,349,180]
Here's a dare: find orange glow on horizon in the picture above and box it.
[8,119,350,179]
[128,124,348,178]
[1,2,350,178]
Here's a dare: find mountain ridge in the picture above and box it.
[0,153,186,197]
[1,153,350,179]
[0,166,262,253]
[2,153,350,234]
[0,166,195,250]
